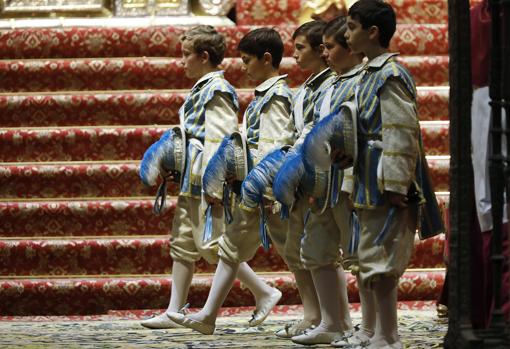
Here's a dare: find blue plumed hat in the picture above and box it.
[273,150,331,215]
[302,100,358,172]
[139,126,187,187]
[240,146,290,210]
[203,131,250,199]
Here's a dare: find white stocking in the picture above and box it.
[372,276,399,345]
[166,259,194,313]
[337,266,353,331]
[310,264,352,333]
[189,258,239,325]
[357,275,377,338]
[294,269,321,325]
[237,262,274,303]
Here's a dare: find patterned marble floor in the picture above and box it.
[0,304,446,348]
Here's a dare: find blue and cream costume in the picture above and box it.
[171,70,239,265]
[282,65,362,270]
[351,53,443,286]
[218,75,295,264]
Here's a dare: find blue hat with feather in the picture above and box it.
[273,150,332,215]
[139,126,187,187]
[139,126,187,214]
[240,146,290,210]
[203,131,250,200]
[302,100,358,173]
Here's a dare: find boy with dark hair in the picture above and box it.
[274,16,364,345]
[168,28,294,334]
[140,25,281,331]
[341,1,420,348]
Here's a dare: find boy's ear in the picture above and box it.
[199,50,210,63]
[368,25,380,43]
[318,44,325,54]
[262,52,273,66]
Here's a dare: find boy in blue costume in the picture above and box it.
[273,17,365,345]
[340,1,425,347]
[168,28,294,334]
[141,25,281,330]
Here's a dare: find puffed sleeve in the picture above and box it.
[379,78,420,195]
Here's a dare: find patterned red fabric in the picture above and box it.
[0,163,175,198]
[0,56,449,92]
[0,199,174,237]
[0,194,450,237]
[0,123,448,162]
[0,236,444,276]
[0,160,449,198]
[0,271,444,315]
[236,0,481,25]
[0,24,448,59]
[0,88,448,127]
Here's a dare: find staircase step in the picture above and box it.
[0,235,445,276]
[0,24,448,59]
[236,0,480,25]
[0,121,449,162]
[0,87,449,127]
[0,56,449,92]
[0,198,175,237]
[0,269,444,315]
[0,193,449,237]
[0,156,449,198]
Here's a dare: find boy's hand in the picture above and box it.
[331,149,353,169]
[386,191,408,208]
[204,193,222,206]
[340,191,354,211]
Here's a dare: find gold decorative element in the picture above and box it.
[0,0,111,17]
[298,0,358,24]
[114,0,188,16]
[194,0,234,16]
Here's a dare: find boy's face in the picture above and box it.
[240,51,266,82]
[181,40,203,80]
[345,16,371,55]
[321,35,352,74]
[292,35,319,70]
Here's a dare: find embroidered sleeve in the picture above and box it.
[202,92,239,174]
[255,96,294,164]
[379,78,420,195]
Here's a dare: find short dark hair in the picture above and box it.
[237,28,284,68]
[181,25,226,66]
[323,16,349,49]
[348,0,396,48]
[292,20,327,51]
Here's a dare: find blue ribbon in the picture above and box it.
[373,206,397,245]
[330,164,340,208]
[303,208,312,228]
[222,183,234,224]
[348,211,360,254]
[153,178,167,215]
[280,204,290,220]
[203,204,214,242]
[259,205,270,250]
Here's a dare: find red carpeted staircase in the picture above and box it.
[0,0,456,316]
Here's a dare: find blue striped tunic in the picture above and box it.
[179,71,239,197]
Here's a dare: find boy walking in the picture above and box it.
[168,28,294,334]
[141,25,280,330]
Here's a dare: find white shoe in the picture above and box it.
[248,288,282,327]
[275,321,316,338]
[331,330,372,347]
[140,312,180,329]
[291,328,344,345]
[167,311,215,335]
